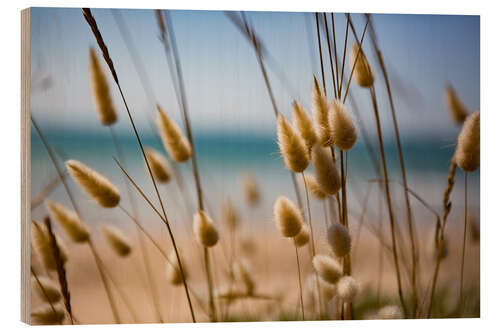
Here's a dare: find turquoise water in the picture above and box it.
[30,127,480,232]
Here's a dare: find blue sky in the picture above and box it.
[30,8,479,142]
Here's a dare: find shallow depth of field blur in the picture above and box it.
[29,8,479,324]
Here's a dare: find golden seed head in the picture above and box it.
[277,114,309,173]
[306,274,337,303]
[31,304,66,325]
[311,144,340,195]
[337,276,358,301]
[349,43,374,88]
[31,221,68,271]
[455,111,480,172]
[444,84,468,125]
[193,210,219,247]
[45,199,90,243]
[378,305,403,319]
[292,100,317,154]
[66,159,121,208]
[312,76,332,146]
[165,249,188,285]
[232,259,255,295]
[303,173,327,200]
[156,105,192,163]
[293,224,310,247]
[327,223,351,258]
[330,99,357,150]
[32,276,61,303]
[145,147,171,183]
[273,195,303,238]
[100,224,132,257]
[89,48,117,125]
[221,198,239,231]
[242,173,260,207]
[312,254,342,284]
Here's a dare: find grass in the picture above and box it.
[28,9,479,325]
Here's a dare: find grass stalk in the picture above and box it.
[82,8,196,322]
[427,161,457,317]
[32,116,125,323]
[30,267,60,319]
[323,13,337,98]
[294,245,305,320]
[364,15,419,316]
[315,13,327,94]
[108,126,164,323]
[369,86,408,317]
[300,172,322,317]
[158,10,216,321]
[459,173,468,314]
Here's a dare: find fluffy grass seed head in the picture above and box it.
[330,99,357,150]
[304,172,327,200]
[349,43,374,88]
[293,224,310,247]
[327,223,351,258]
[312,76,332,146]
[193,210,219,247]
[312,254,342,284]
[89,48,117,125]
[455,111,480,172]
[292,100,317,154]
[337,276,358,301]
[222,198,239,231]
[31,222,69,270]
[378,305,403,319]
[100,224,132,257]
[31,304,66,325]
[66,160,121,208]
[32,276,61,303]
[444,84,468,125]
[273,196,303,238]
[277,114,309,173]
[166,249,188,285]
[311,144,340,195]
[306,274,337,303]
[157,105,192,163]
[242,173,260,206]
[232,260,255,295]
[144,147,171,183]
[45,199,90,243]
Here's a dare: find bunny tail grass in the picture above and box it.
[444,84,468,125]
[156,106,192,163]
[31,221,68,271]
[65,160,121,208]
[312,254,342,285]
[144,147,171,183]
[166,249,189,285]
[273,196,303,238]
[330,99,357,150]
[193,210,219,248]
[101,224,133,257]
[312,76,331,146]
[455,111,480,173]
[89,48,117,125]
[292,100,317,154]
[311,144,340,196]
[45,199,90,243]
[349,42,374,88]
[277,114,309,173]
[44,217,74,324]
[31,303,66,325]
